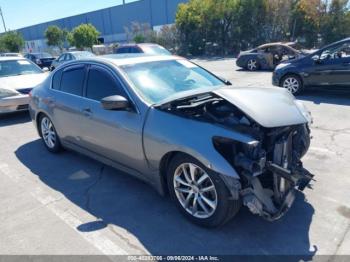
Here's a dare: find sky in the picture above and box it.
[0,0,139,33]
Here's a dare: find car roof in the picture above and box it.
[0,57,26,61]
[117,43,161,48]
[258,42,295,48]
[61,51,90,55]
[86,54,182,67]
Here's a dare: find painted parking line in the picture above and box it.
[0,162,128,255]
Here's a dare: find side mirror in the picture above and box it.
[42,67,50,72]
[312,55,321,64]
[218,76,232,86]
[101,95,130,111]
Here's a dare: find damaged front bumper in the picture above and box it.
[236,124,314,221]
[241,164,314,221]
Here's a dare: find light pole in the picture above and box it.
[0,7,7,32]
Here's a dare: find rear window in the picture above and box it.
[116,47,129,54]
[141,45,171,55]
[60,66,85,96]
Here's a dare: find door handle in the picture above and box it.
[82,108,92,117]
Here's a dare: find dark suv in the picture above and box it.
[273,38,350,95]
[24,53,55,69]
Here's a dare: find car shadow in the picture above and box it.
[15,140,316,258]
[298,88,350,106]
[235,68,273,73]
[0,111,31,127]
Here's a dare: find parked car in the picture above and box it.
[24,52,55,69]
[50,51,96,71]
[0,57,48,114]
[29,55,313,227]
[236,42,306,71]
[115,43,171,56]
[273,38,350,95]
[0,53,23,57]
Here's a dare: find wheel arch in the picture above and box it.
[36,111,46,137]
[158,149,241,200]
[158,151,188,195]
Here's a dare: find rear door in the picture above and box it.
[79,64,146,174]
[51,64,87,144]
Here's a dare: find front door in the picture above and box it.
[79,65,146,174]
[307,41,350,86]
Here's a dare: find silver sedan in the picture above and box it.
[29,55,314,227]
[0,57,48,114]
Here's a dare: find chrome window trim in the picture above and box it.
[49,60,140,114]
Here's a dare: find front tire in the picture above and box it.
[167,154,241,227]
[281,75,303,95]
[39,115,62,153]
[246,59,259,71]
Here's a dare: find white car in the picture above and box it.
[0,57,48,114]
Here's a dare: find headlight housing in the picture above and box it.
[296,100,313,125]
[0,88,19,98]
[275,63,290,70]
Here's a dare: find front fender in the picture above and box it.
[143,108,258,179]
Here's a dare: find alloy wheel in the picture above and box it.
[247,59,257,71]
[173,163,218,219]
[41,117,57,149]
[283,77,300,94]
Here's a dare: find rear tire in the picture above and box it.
[281,75,303,95]
[167,154,241,228]
[39,114,62,153]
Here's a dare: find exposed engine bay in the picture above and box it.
[159,93,314,220]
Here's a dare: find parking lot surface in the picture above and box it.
[0,58,349,258]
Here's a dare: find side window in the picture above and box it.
[52,69,63,90]
[60,65,85,96]
[66,54,73,61]
[86,67,125,101]
[58,54,65,62]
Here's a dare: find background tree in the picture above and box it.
[175,0,350,55]
[292,0,326,47]
[45,25,68,50]
[68,24,100,49]
[321,0,350,44]
[0,31,25,52]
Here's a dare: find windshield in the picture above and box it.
[121,59,223,104]
[141,46,171,56]
[74,51,95,59]
[0,59,42,77]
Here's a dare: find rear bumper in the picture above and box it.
[0,94,30,114]
[272,71,280,86]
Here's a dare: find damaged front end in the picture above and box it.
[232,124,314,221]
[158,91,314,221]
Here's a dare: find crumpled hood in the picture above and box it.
[214,87,308,128]
[0,73,48,91]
